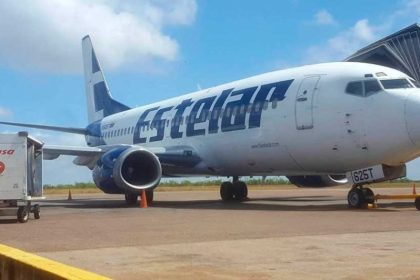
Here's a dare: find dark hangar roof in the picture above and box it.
[346,23,420,81]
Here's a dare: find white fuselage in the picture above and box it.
[93,62,420,177]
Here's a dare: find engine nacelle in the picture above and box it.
[287,175,348,188]
[93,146,162,194]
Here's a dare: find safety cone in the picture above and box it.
[413,183,417,195]
[67,189,72,200]
[140,190,148,208]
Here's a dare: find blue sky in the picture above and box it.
[0,0,420,184]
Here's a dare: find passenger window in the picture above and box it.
[272,99,278,109]
[231,107,237,116]
[263,101,268,110]
[200,111,206,121]
[246,105,252,113]
[346,82,363,96]
[364,80,381,96]
[240,105,245,114]
[211,110,217,119]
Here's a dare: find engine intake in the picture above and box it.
[93,146,162,194]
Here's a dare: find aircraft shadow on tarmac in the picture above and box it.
[0,218,20,224]
[39,196,416,212]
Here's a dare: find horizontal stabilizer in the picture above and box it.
[0,121,87,135]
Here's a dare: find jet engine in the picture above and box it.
[93,146,162,194]
[287,175,348,188]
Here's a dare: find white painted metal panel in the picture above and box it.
[295,76,320,130]
[0,135,27,200]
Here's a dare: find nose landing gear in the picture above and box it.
[347,185,375,208]
[220,176,248,202]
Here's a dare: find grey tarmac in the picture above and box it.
[1,187,420,279]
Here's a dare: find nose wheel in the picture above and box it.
[220,177,248,202]
[347,185,375,208]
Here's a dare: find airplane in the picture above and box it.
[2,34,420,209]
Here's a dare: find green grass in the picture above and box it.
[43,178,419,195]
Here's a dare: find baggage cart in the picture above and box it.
[0,132,44,223]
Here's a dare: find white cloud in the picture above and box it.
[0,107,12,117]
[304,19,377,63]
[0,0,197,73]
[314,9,336,26]
[303,0,420,64]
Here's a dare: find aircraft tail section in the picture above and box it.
[82,36,130,124]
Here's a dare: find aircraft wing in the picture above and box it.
[43,145,103,160]
[0,121,87,134]
[43,144,201,170]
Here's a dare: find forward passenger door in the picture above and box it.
[295,76,320,130]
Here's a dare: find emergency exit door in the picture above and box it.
[295,76,320,130]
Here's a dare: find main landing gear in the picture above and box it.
[220,176,248,202]
[124,189,154,206]
[347,185,375,208]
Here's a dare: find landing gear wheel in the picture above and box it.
[347,187,365,208]
[17,206,29,223]
[220,182,234,201]
[33,204,40,219]
[233,181,248,201]
[125,193,139,205]
[362,187,375,204]
[415,198,420,210]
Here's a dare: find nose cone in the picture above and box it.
[405,92,420,146]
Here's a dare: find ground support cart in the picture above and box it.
[0,132,44,223]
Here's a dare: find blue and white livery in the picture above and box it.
[2,36,420,208]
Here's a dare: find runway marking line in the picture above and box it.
[0,244,111,280]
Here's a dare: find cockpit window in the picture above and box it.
[346,81,363,96]
[345,80,382,97]
[364,80,381,96]
[380,79,413,89]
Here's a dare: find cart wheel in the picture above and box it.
[415,198,420,211]
[33,204,40,219]
[17,206,29,223]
